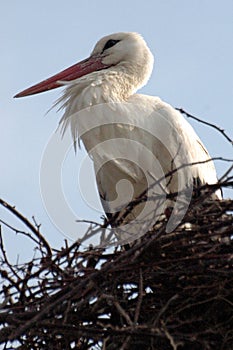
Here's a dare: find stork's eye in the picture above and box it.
[102,39,120,53]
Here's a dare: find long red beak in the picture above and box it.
[14,55,108,98]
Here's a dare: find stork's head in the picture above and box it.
[14,32,154,98]
[92,32,154,87]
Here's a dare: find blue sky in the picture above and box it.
[1,1,233,260]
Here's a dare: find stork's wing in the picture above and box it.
[82,95,221,218]
[130,94,221,197]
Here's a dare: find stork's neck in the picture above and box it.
[57,63,149,142]
[65,68,137,105]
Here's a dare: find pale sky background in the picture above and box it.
[1,1,233,261]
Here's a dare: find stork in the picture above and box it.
[15,32,221,244]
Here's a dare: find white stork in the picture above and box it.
[15,32,221,244]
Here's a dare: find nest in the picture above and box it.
[0,182,233,350]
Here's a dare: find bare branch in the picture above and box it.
[176,108,233,146]
[0,198,52,257]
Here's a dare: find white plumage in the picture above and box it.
[15,32,221,242]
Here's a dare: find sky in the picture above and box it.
[1,1,233,261]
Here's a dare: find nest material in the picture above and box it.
[0,191,233,350]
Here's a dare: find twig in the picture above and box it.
[0,198,52,257]
[0,218,41,246]
[120,336,132,350]
[134,269,143,324]
[103,294,134,327]
[176,108,233,146]
[153,294,178,326]
[219,164,233,182]
[161,320,183,350]
[0,227,21,284]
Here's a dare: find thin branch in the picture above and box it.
[0,198,52,257]
[103,294,134,327]
[161,320,183,350]
[219,164,233,182]
[120,336,132,350]
[0,227,21,284]
[0,218,41,246]
[134,269,143,325]
[153,294,179,326]
[176,108,233,146]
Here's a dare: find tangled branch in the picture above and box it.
[0,179,232,349]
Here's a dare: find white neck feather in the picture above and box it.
[57,67,142,141]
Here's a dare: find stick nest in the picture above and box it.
[0,187,233,350]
